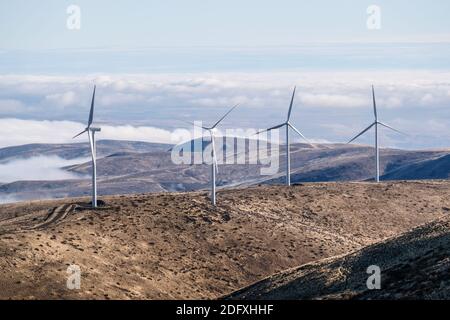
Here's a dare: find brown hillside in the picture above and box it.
[0,181,449,299]
[225,212,450,300]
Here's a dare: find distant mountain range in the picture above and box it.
[0,139,449,203]
[0,140,170,163]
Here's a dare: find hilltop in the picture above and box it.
[0,181,449,299]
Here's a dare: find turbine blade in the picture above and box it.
[73,128,87,139]
[180,119,208,130]
[289,123,313,146]
[210,132,219,173]
[253,129,269,136]
[211,104,239,129]
[287,86,296,121]
[254,123,285,136]
[372,85,377,121]
[347,123,375,144]
[88,85,96,127]
[88,131,96,162]
[378,121,407,135]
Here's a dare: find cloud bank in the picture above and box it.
[0,155,89,183]
[0,118,189,148]
[0,71,450,149]
[0,194,20,204]
[1,71,450,117]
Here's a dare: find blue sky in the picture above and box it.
[0,1,450,149]
[2,0,450,50]
[1,0,450,73]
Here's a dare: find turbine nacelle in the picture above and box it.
[208,127,218,135]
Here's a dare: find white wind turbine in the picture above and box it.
[187,104,238,206]
[256,87,312,186]
[347,85,404,183]
[73,85,101,208]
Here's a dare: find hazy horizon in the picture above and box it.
[1,1,450,150]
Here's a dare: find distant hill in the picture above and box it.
[0,140,171,163]
[0,139,448,203]
[381,153,450,180]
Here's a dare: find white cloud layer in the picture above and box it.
[0,71,450,149]
[0,118,183,148]
[0,155,89,183]
[0,194,20,204]
[1,71,450,113]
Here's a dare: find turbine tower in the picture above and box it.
[347,85,404,183]
[73,85,101,208]
[256,87,311,186]
[188,104,238,206]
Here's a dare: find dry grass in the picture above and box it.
[225,214,450,300]
[1,181,449,299]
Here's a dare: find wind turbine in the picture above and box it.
[256,87,311,186]
[187,104,238,206]
[347,85,404,183]
[73,85,101,208]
